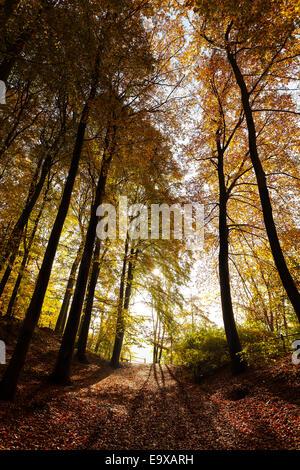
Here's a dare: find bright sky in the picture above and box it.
[128,252,225,364]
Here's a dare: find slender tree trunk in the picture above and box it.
[156,319,162,364]
[153,304,158,364]
[154,346,158,364]
[109,240,129,368]
[4,261,23,318]
[0,153,52,282]
[283,297,288,332]
[226,49,300,321]
[0,44,102,399]
[76,238,102,362]
[50,134,115,384]
[5,190,47,318]
[110,248,137,368]
[54,238,85,335]
[217,132,247,375]
[76,255,96,342]
[0,252,17,300]
[0,102,91,401]
[158,324,165,364]
[95,311,104,354]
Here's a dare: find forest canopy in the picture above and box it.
[0,0,299,402]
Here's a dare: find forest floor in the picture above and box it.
[0,319,299,450]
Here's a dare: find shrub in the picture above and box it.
[173,324,300,380]
[238,325,300,365]
[173,326,229,380]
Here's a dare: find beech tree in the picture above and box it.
[0,0,152,399]
[188,0,300,319]
[0,0,299,404]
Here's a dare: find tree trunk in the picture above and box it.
[0,153,52,281]
[76,238,102,362]
[110,239,129,368]
[54,238,85,335]
[0,42,102,399]
[153,304,158,364]
[0,102,91,401]
[0,252,17,300]
[227,49,300,321]
[217,132,247,375]
[50,135,115,384]
[5,190,47,319]
[94,310,104,354]
[110,248,137,368]
[158,324,165,364]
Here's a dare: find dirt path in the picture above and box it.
[0,363,299,450]
[82,363,221,450]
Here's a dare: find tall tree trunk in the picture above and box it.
[109,239,129,368]
[50,132,115,384]
[158,324,165,364]
[95,311,104,353]
[217,132,247,375]
[0,154,52,288]
[154,345,158,364]
[0,102,92,401]
[5,187,48,319]
[156,319,162,364]
[0,252,17,300]
[54,238,85,335]
[110,248,137,368]
[76,238,102,363]
[226,49,300,321]
[0,44,102,399]
[153,304,158,364]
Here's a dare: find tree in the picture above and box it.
[76,239,105,362]
[0,51,101,399]
[50,123,117,383]
[5,174,52,318]
[110,241,138,368]
[189,0,300,318]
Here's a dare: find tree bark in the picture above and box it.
[5,188,47,319]
[217,132,247,375]
[158,324,165,364]
[226,48,300,321]
[0,42,103,399]
[0,153,52,287]
[110,248,137,368]
[54,238,85,335]
[76,238,102,362]
[49,130,115,384]
[95,311,104,354]
[0,102,91,401]
[109,239,129,369]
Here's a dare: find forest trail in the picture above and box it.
[0,362,299,450]
[80,363,222,450]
